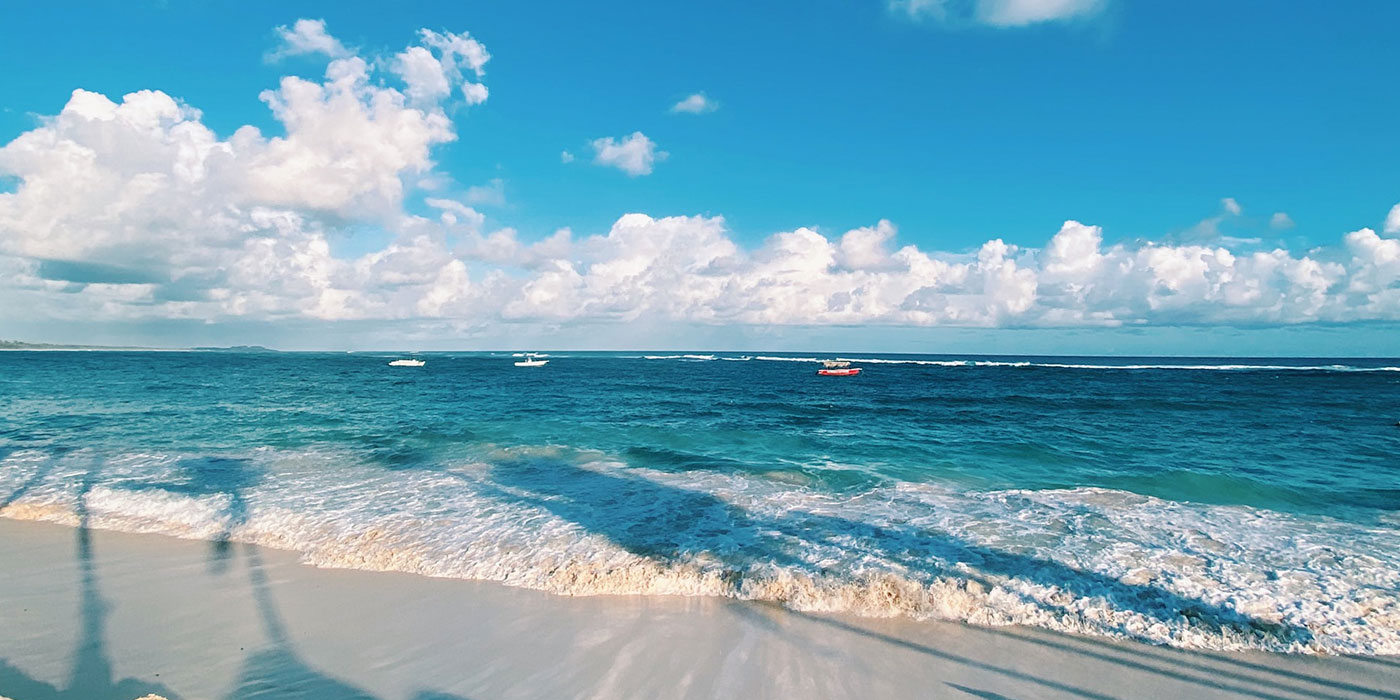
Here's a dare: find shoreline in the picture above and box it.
[1,518,1396,699]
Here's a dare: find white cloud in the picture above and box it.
[393,47,452,104]
[270,19,348,60]
[3,19,1399,337]
[891,0,1104,27]
[0,21,492,323]
[244,56,458,215]
[671,93,718,114]
[425,198,485,229]
[391,29,491,106]
[1271,212,1295,230]
[560,151,575,163]
[1385,202,1400,234]
[590,132,666,176]
[1222,197,1242,216]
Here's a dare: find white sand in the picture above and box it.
[1,519,1397,700]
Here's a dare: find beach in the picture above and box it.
[3,518,1397,700]
[3,351,1400,697]
[5,1,1399,695]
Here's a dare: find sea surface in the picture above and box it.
[2,351,1398,654]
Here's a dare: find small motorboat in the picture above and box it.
[514,353,549,367]
[388,358,425,367]
[817,359,860,376]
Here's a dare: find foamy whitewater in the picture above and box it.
[2,351,1398,655]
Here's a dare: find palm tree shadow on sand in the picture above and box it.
[460,454,1400,700]
[226,544,383,700]
[0,465,182,700]
[1,456,474,700]
[120,455,474,700]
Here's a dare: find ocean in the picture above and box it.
[1,350,1398,655]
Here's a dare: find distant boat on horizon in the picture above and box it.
[514,353,549,367]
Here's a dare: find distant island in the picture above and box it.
[190,345,279,353]
[0,339,277,352]
[0,339,151,350]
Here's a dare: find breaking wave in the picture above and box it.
[743,357,1400,371]
[3,446,1398,656]
[628,354,1400,371]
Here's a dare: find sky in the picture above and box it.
[0,0,1397,354]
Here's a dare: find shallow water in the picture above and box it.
[2,351,1398,654]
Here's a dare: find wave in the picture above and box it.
[752,356,1400,372]
[625,354,1398,371]
[3,447,1398,655]
[1014,362,1400,372]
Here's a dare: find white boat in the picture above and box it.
[388,359,425,367]
[514,353,549,367]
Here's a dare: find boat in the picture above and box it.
[514,353,549,367]
[388,359,425,367]
[817,359,861,376]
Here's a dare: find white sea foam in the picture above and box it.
[3,446,1398,655]
[736,356,1400,372]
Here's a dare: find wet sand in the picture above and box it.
[1,518,1397,700]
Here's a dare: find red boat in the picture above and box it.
[817,360,861,376]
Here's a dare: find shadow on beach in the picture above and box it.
[3,450,1395,700]
[453,452,1400,700]
[0,457,474,700]
[141,457,474,700]
[0,466,182,700]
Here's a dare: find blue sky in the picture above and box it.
[1,1,1397,353]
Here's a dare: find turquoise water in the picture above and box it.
[2,351,1399,653]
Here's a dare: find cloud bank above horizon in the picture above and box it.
[1,20,1397,340]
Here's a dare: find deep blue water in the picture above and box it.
[4,351,1397,518]
[2,351,1399,653]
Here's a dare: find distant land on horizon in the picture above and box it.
[0,340,278,352]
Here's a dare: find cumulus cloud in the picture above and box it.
[1271,212,1295,230]
[0,20,490,323]
[425,198,485,229]
[1385,202,1400,234]
[560,150,575,163]
[3,19,1398,337]
[270,19,349,60]
[891,0,1104,27]
[1221,197,1242,216]
[391,29,490,105]
[671,93,718,114]
[590,132,665,176]
[480,215,1397,328]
